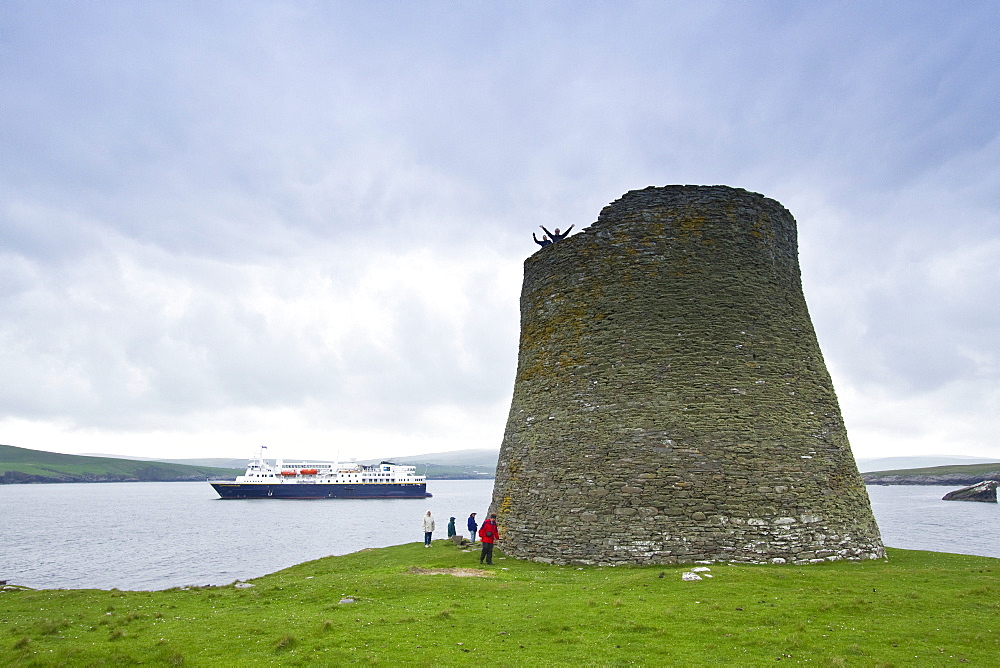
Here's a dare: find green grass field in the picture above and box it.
[2,544,996,666]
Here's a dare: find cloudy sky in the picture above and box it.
[2,1,997,463]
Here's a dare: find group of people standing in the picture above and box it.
[421,510,499,565]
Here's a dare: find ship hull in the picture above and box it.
[211,482,432,500]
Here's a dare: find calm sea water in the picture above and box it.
[1,482,996,591]
[1,479,494,591]
[866,484,999,558]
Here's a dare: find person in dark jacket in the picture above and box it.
[447,517,457,538]
[478,514,499,565]
[467,513,478,543]
[540,224,574,242]
[533,232,552,247]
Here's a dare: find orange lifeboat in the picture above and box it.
[300,469,318,475]
[280,470,297,476]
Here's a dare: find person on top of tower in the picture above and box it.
[540,224,574,242]
[533,232,553,247]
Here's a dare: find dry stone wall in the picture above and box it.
[490,185,885,565]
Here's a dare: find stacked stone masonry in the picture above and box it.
[490,185,885,566]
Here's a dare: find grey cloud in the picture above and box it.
[2,0,998,458]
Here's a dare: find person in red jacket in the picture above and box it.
[478,514,499,565]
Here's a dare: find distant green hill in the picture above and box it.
[361,449,498,479]
[80,449,499,480]
[856,455,1000,472]
[19,443,999,485]
[379,449,500,467]
[0,444,244,484]
[402,463,495,480]
[81,448,500,480]
[80,453,251,470]
[862,461,1000,485]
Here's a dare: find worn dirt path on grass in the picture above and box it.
[408,567,493,577]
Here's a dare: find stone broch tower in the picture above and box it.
[491,185,885,565]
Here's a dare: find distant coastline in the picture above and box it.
[0,444,242,485]
[7,443,999,486]
[0,444,497,484]
[862,462,1000,486]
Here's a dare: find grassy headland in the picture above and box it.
[0,444,242,484]
[862,462,1000,486]
[2,544,996,665]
